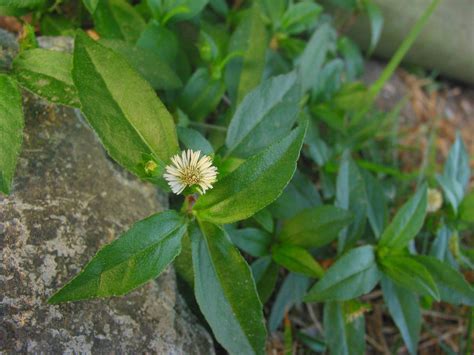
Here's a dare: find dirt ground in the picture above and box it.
[364,61,474,179]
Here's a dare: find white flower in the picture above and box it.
[427,188,443,213]
[164,149,218,195]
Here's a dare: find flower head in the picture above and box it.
[144,160,158,174]
[427,188,443,213]
[164,149,218,195]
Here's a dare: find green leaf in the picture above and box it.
[336,152,367,253]
[177,126,214,156]
[381,276,420,355]
[312,58,344,101]
[136,22,178,65]
[295,331,326,353]
[209,0,228,15]
[437,133,470,213]
[444,133,470,189]
[18,23,38,52]
[226,72,300,158]
[304,121,332,166]
[320,169,336,200]
[415,256,474,306]
[361,169,387,238]
[312,104,344,132]
[0,5,34,15]
[323,301,365,355]
[280,1,322,35]
[460,191,474,224]
[178,68,225,122]
[272,244,324,278]
[278,37,306,58]
[270,169,322,219]
[379,255,439,300]
[82,0,99,13]
[364,0,384,55]
[198,24,227,62]
[229,227,272,257]
[99,39,182,90]
[225,4,268,104]
[194,124,306,224]
[260,0,286,25]
[184,0,209,20]
[429,225,452,262]
[333,82,368,113]
[279,205,352,248]
[0,0,45,8]
[136,23,191,81]
[40,15,76,36]
[251,256,279,304]
[296,22,336,92]
[0,74,24,195]
[49,211,186,303]
[338,36,364,81]
[173,231,194,287]
[305,246,380,302]
[436,174,463,214]
[378,184,427,250]
[180,0,209,20]
[72,31,178,181]
[269,273,310,332]
[153,0,209,22]
[253,208,274,233]
[212,155,244,180]
[192,221,266,355]
[12,48,80,107]
[93,0,146,43]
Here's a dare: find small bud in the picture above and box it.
[144,160,158,174]
[377,246,389,260]
[449,232,460,260]
[199,42,213,62]
[269,36,279,50]
[344,300,371,324]
[210,65,222,80]
[427,188,443,213]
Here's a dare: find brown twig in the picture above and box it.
[361,290,383,301]
[305,304,323,334]
[365,335,388,354]
[422,310,463,322]
[417,326,465,351]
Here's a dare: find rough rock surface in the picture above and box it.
[0,28,17,70]
[0,31,214,353]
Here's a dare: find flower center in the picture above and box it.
[182,168,201,185]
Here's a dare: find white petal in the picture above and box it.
[165,166,181,176]
[191,150,201,167]
[181,150,188,166]
[164,149,218,195]
[171,155,183,169]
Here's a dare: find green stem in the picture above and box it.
[417,113,441,188]
[189,121,228,132]
[355,0,443,122]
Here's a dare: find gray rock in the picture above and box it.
[0,36,214,353]
[37,36,74,53]
[0,29,18,70]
